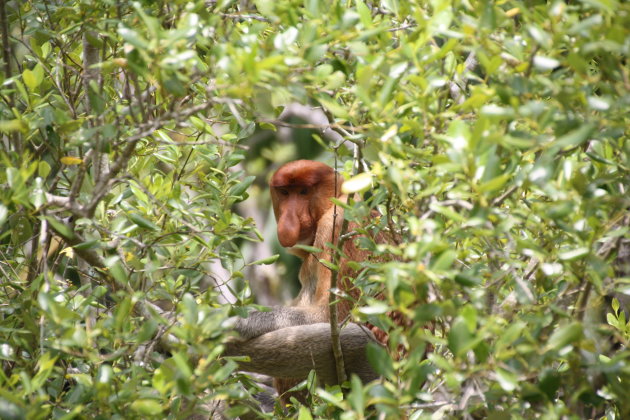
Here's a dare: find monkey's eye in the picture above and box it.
[299,188,308,195]
[279,189,289,196]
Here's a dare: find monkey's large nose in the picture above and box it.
[277,212,300,248]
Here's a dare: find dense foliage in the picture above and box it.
[1,0,628,418]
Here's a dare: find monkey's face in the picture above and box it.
[271,186,318,247]
[270,160,340,249]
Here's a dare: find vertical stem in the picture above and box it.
[329,148,363,385]
[80,29,101,336]
[0,0,19,152]
[0,0,11,81]
[82,30,100,114]
[26,224,40,284]
[329,152,347,384]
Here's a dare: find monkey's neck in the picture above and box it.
[294,254,329,306]
[293,206,344,308]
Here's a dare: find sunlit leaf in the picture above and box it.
[496,368,518,391]
[22,69,40,91]
[342,172,373,194]
[558,247,590,261]
[60,156,83,165]
[0,119,26,132]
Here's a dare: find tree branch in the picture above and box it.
[449,52,477,104]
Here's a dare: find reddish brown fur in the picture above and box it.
[269,160,388,403]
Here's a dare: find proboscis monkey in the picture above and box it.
[229,160,386,403]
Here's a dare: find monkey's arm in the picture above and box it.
[225,323,379,385]
[233,306,326,340]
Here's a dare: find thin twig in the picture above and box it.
[387,23,416,32]
[329,152,347,384]
[492,185,518,207]
[220,13,270,22]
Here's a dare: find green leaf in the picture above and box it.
[496,367,518,391]
[356,0,372,27]
[358,301,389,315]
[32,353,57,390]
[329,197,352,210]
[461,305,477,332]
[318,259,339,271]
[366,341,394,377]
[293,244,323,254]
[88,82,105,114]
[547,322,583,350]
[298,406,313,420]
[316,94,349,119]
[130,400,163,416]
[480,104,515,120]
[22,69,40,91]
[0,119,26,133]
[73,239,101,250]
[552,124,596,151]
[132,2,161,38]
[448,318,473,357]
[38,161,51,179]
[0,205,7,228]
[182,293,198,325]
[612,298,620,313]
[431,249,456,271]
[118,26,149,50]
[496,321,525,349]
[348,374,365,414]
[228,176,255,198]
[104,256,129,285]
[533,56,560,71]
[558,247,589,261]
[129,213,159,231]
[254,0,275,17]
[14,79,29,105]
[454,272,481,287]
[429,203,466,223]
[538,370,561,400]
[247,255,280,266]
[479,174,511,193]
[43,216,75,240]
[342,172,373,194]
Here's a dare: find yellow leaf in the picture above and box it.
[113,58,128,68]
[23,69,38,91]
[505,7,520,17]
[60,156,83,165]
[0,119,26,132]
[380,125,398,142]
[342,172,373,194]
[60,247,75,258]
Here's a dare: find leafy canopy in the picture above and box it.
[0,0,628,418]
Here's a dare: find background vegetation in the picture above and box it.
[1,0,628,418]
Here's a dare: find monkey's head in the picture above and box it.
[270,160,343,249]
